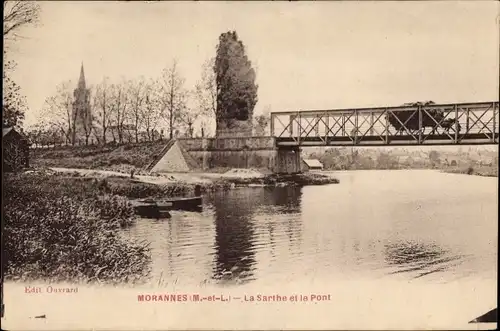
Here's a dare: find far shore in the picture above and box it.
[323,167,498,178]
[441,166,497,178]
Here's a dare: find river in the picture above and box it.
[125,169,497,286]
[3,169,497,330]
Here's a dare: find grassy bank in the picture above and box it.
[103,175,233,198]
[31,141,167,173]
[3,171,152,284]
[31,145,340,186]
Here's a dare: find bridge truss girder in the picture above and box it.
[270,101,499,147]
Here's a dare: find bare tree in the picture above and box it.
[128,78,146,143]
[182,110,197,138]
[140,80,161,142]
[109,80,130,144]
[93,78,112,145]
[40,80,75,145]
[195,58,217,118]
[3,1,41,44]
[25,124,41,148]
[179,102,202,138]
[80,86,96,145]
[159,60,188,139]
[195,58,217,137]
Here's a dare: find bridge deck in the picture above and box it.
[271,101,499,147]
[277,133,499,147]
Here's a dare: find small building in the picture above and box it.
[3,127,30,172]
[301,158,324,171]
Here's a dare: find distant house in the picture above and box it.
[3,127,30,172]
[301,159,324,171]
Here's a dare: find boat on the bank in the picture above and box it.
[131,195,203,216]
[165,196,203,211]
[131,199,172,219]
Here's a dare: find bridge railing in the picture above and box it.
[270,101,499,146]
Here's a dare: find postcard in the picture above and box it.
[2,1,498,330]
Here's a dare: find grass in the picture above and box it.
[99,176,234,198]
[31,141,168,172]
[3,171,152,284]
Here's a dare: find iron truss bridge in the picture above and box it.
[270,101,499,147]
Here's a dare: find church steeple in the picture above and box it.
[78,62,86,89]
[72,63,92,145]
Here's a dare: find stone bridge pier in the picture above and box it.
[149,136,304,174]
[276,146,301,174]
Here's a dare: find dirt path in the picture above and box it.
[49,167,213,185]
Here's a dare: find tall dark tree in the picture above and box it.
[214,31,258,127]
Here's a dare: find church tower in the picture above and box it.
[72,63,92,144]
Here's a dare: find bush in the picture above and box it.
[102,177,231,198]
[3,173,151,284]
[92,194,136,228]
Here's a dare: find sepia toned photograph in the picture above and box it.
[2,1,498,330]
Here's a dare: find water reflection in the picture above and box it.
[260,186,303,213]
[259,186,303,248]
[384,240,464,279]
[208,186,303,284]
[124,170,496,286]
[210,190,257,284]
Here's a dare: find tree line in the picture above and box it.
[3,5,271,148]
[30,59,206,147]
[26,31,270,148]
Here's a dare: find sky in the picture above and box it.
[5,1,500,129]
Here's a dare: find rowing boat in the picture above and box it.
[164,196,203,211]
[131,200,172,218]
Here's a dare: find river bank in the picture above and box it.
[3,171,152,284]
[2,167,337,283]
[47,167,340,193]
[441,165,497,177]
